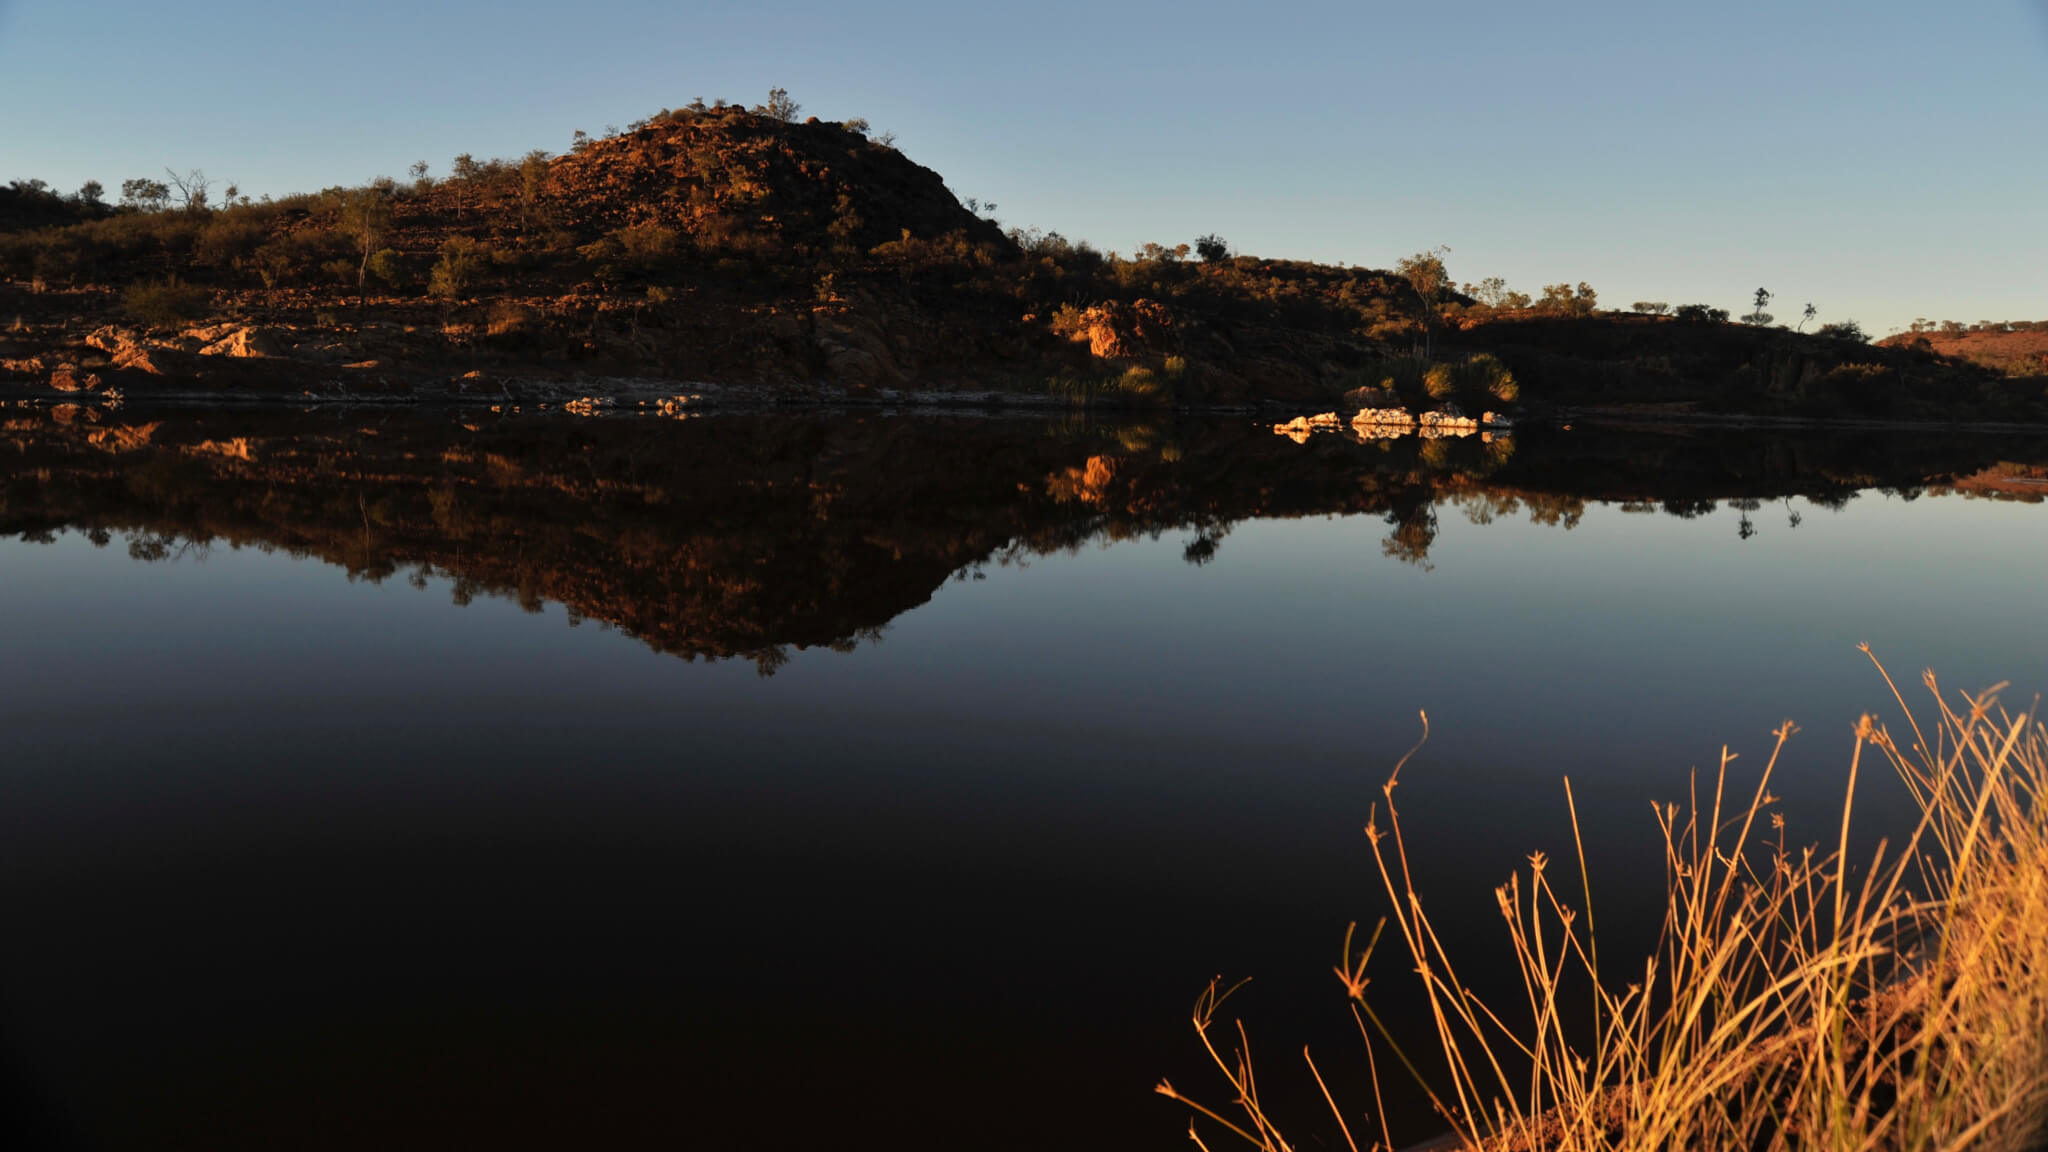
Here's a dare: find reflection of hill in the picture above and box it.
[5,407,2047,668]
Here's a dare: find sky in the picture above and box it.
[1,0,2043,336]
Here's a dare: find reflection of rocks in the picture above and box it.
[1419,406,1478,432]
[6,410,2046,668]
[1273,412,1342,442]
[49,364,103,392]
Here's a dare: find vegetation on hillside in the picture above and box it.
[0,95,2036,418]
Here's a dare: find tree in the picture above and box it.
[756,87,801,122]
[164,167,211,212]
[518,150,551,229]
[1396,246,1450,357]
[1631,301,1670,316]
[1538,281,1598,316]
[1815,320,1867,343]
[75,180,104,206]
[120,177,171,212]
[339,189,391,305]
[1194,234,1230,263]
[429,236,490,298]
[1798,302,1817,332]
[1744,287,1774,326]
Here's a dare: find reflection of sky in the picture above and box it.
[1,490,2044,1147]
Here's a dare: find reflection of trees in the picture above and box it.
[6,411,2048,666]
[1381,497,1439,569]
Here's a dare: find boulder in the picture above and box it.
[1352,406,1415,427]
[1065,299,1177,361]
[84,326,145,356]
[48,364,102,392]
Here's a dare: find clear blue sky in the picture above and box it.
[2,0,2042,335]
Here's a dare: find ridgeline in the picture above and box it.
[2,100,2041,421]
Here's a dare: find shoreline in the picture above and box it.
[11,380,2048,435]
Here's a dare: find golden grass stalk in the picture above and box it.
[1163,653,2048,1152]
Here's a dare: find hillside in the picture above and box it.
[1879,322,2048,379]
[0,101,2033,421]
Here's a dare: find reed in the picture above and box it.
[1161,649,2048,1152]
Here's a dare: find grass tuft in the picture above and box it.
[1166,653,2048,1152]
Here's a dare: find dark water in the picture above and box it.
[2,406,2045,1150]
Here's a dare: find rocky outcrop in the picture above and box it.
[1065,299,1177,361]
[813,309,899,388]
[191,324,287,359]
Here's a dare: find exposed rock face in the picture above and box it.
[1419,406,1479,431]
[1353,407,1416,428]
[813,310,898,388]
[193,325,286,359]
[48,364,101,391]
[1272,412,1343,443]
[1068,299,1177,361]
[84,326,143,357]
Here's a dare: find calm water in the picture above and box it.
[2,407,2045,1149]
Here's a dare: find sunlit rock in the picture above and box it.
[1352,407,1416,428]
[196,326,286,359]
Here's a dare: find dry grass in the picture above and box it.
[1160,649,2048,1152]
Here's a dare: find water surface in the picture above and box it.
[2,407,2044,1149]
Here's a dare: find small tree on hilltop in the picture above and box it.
[1194,234,1230,263]
[1744,287,1774,326]
[756,87,801,122]
[120,177,171,212]
[164,168,211,212]
[1539,281,1598,317]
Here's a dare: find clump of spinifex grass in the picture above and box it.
[1159,650,2048,1152]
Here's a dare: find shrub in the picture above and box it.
[1816,320,1868,343]
[429,236,491,298]
[365,248,409,289]
[1676,303,1731,323]
[1539,281,1599,316]
[1372,355,1431,397]
[194,216,268,270]
[1423,363,1457,399]
[1459,353,1518,403]
[122,276,210,328]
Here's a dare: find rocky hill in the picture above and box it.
[541,106,1010,254]
[0,102,2033,422]
[1879,323,2048,380]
